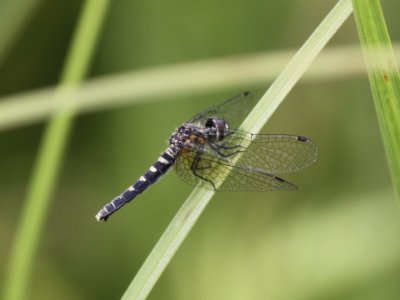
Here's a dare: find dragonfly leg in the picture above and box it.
[209,143,243,158]
[190,152,217,190]
[215,143,243,150]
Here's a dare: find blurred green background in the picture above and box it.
[1,0,400,299]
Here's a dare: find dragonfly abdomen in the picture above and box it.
[95,150,176,221]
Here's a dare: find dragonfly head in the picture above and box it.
[205,117,229,141]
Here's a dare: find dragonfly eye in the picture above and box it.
[205,117,226,128]
[205,118,215,128]
[205,118,228,140]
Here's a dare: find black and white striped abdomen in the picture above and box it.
[95,149,176,221]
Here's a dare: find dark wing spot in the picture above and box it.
[274,175,286,182]
[297,136,308,142]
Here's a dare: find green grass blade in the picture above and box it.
[352,0,400,199]
[2,1,111,300]
[121,1,352,299]
[3,42,399,131]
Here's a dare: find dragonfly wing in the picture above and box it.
[175,146,297,191]
[188,92,255,129]
[201,130,318,175]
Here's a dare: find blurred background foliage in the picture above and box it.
[1,0,400,299]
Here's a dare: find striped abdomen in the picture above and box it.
[95,150,176,221]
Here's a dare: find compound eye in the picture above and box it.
[205,118,216,128]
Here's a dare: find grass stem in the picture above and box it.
[2,1,110,300]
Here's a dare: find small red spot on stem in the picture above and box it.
[383,74,389,82]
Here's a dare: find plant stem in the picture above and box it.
[352,0,400,200]
[2,1,110,300]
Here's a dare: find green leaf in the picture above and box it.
[352,0,400,199]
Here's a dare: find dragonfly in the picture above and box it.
[95,92,318,221]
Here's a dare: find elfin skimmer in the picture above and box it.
[95,92,318,221]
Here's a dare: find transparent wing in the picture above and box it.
[188,92,255,129]
[175,147,297,192]
[200,130,318,174]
